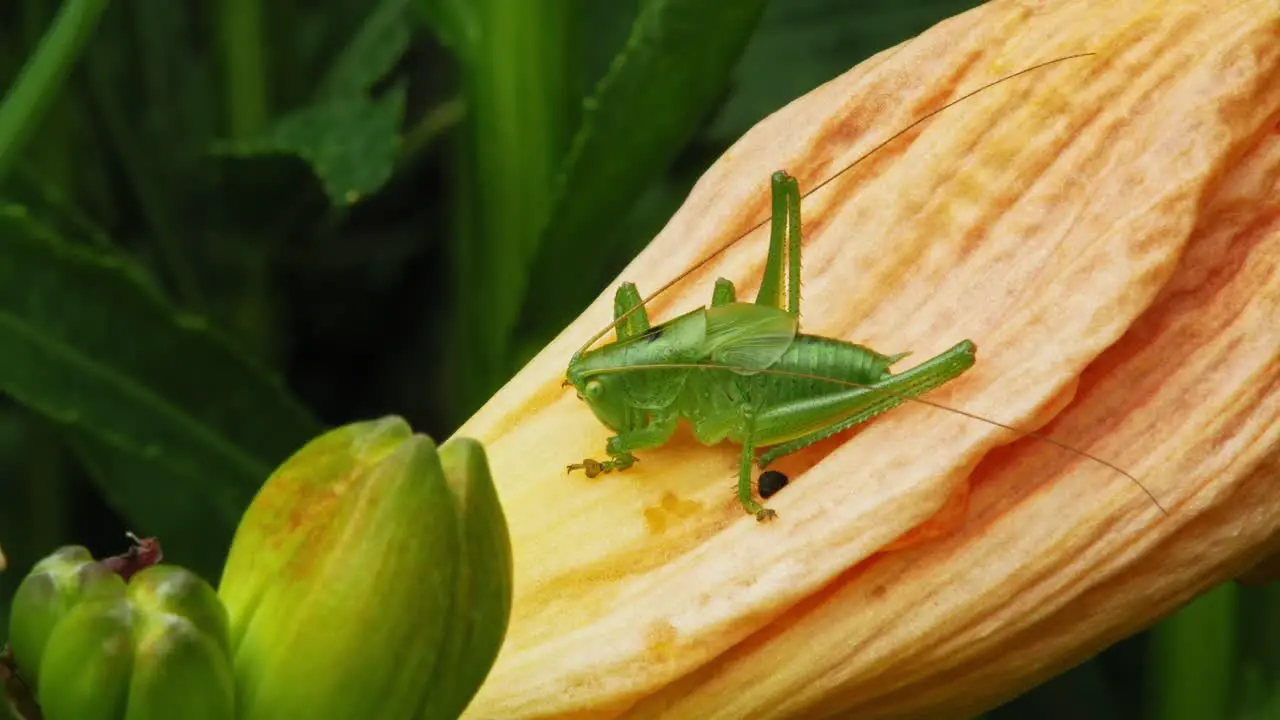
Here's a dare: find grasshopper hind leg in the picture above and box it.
[712,277,737,306]
[736,405,777,522]
[613,281,650,341]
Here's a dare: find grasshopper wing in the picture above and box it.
[704,303,799,373]
[618,309,706,409]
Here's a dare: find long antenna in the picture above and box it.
[581,360,1167,515]
[570,53,1095,359]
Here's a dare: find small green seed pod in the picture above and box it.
[35,565,234,720]
[7,545,126,689]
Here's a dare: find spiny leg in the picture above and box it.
[753,171,803,316]
[756,340,976,468]
[735,405,776,522]
[784,172,801,315]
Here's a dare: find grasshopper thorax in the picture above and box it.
[565,309,709,432]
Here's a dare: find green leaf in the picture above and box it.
[217,0,416,207]
[0,0,109,184]
[217,86,406,207]
[0,206,321,578]
[425,0,580,419]
[320,0,416,99]
[514,0,769,347]
[3,165,114,249]
[416,0,478,60]
[708,0,983,142]
[80,0,219,305]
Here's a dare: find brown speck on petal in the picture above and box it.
[458,1,1280,718]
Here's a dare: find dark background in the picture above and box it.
[0,1,1275,717]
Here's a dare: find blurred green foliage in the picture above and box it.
[0,1,1274,718]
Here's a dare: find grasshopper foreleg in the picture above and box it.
[566,457,622,477]
[566,446,637,478]
[568,414,679,478]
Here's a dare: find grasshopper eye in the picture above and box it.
[584,379,603,399]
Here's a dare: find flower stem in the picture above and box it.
[0,0,109,185]
[444,0,578,419]
[1148,582,1238,720]
[220,0,269,139]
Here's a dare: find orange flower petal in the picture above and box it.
[628,83,1280,720]
[459,0,1280,717]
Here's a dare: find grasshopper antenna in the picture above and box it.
[582,360,1168,516]
[571,53,1096,360]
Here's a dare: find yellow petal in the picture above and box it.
[459,0,1280,717]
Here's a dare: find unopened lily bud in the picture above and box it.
[420,436,513,719]
[218,416,512,720]
[35,564,234,720]
[7,545,125,689]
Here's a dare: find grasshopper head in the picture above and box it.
[565,352,631,434]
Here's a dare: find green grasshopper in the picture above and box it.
[562,55,1165,522]
[564,170,974,522]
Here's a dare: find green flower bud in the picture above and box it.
[8,545,126,688]
[218,416,512,720]
[35,564,235,720]
[423,436,512,719]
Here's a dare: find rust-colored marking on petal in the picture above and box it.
[642,491,702,535]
